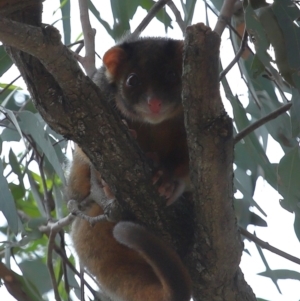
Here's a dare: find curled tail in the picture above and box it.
[113,221,192,301]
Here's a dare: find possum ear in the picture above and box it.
[103,46,127,82]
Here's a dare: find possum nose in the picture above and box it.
[148,98,162,113]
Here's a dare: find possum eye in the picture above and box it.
[165,70,178,83]
[126,73,140,87]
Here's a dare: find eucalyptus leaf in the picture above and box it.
[0,159,21,234]
[255,244,281,293]
[19,258,53,295]
[8,148,24,189]
[18,111,65,183]
[4,108,26,146]
[258,269,300,281]
[0,45,13,76]
[60,0,71,45]
[277,146,300,211]
[89,0,114,38]
[272,0,300,71]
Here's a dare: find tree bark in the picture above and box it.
[182,23,255,300]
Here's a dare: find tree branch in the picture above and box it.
[219,29,248,80]
[167,1,185,34]
[240,227,300,265]
[130,0,171,40]
[77,0,96,76]
[182,23,255,301]
[47,230,62,301]
[0,10,191,254]
[214,0,238,36]
[234,103,292,144]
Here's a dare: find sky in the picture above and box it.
[1,1,300,301]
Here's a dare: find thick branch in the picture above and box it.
[0,10,192,253]
[182,23,256,301]
[214,0,238,36]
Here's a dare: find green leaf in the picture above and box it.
[1,127,21,142]
[0,159,21,234]
[234,177,266,216]
[9,183,26,201]
[184,0,197,26]
[60,0,71,45]
[234,198,267,228]
[251,54,265,78]
[244,3,283,85]
[272,0,300,70]
[258,269,300,281]
[8,148,24,190]
[19,258,53,295]
[89,0,114,38]
[277,146,300,211]
[0,86,30,111]
[5,267,43,301]
[1,86,18,108]
[139,0,172,31]
[290,88,300,137]
[110,0,131,39]
[293,210,300,241]
[27,172,47,217]
[256,98,295,153]
[18,111,65,183]
[232,97,278,190]
[255,244,282,293]
[0,45,13,76]
[4,108,25,146]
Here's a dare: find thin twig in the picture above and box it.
[47,230,62,301]
[75,42,84,55]
[39,214,75,233]
[67,199,107,225]
[77,0,96,77]
[240,227,300,265]
[80,265,85,301]
[67,39,84,48]
[37,154,52,220]
[167,1,185,34]
[53,244,99,296]
[130,0,171,40]
[234,103,292,144]
[219,30,248,80]
[241,76,261,108]
[59,232,70,297]
[0,75,21,95]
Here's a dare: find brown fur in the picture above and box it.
[69,38,192,301]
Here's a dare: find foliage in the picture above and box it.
[0,0,300,300]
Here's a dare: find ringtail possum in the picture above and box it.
[68,38,192,301]
[93,37,189,205]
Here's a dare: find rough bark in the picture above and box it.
[182,23,256,300]
[0,1,256,301]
